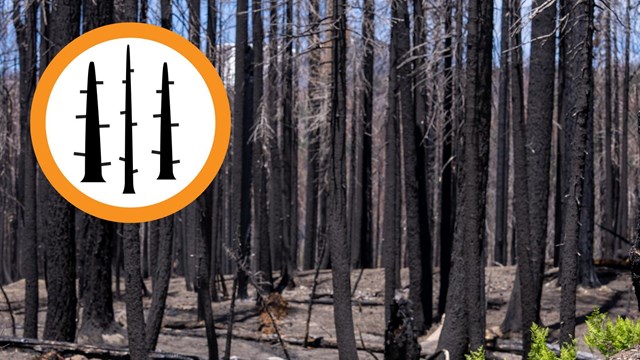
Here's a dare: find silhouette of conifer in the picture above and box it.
[74,62,110,182]
[119,45,138,194]
[152,62,179,179]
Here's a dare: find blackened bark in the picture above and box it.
[195,193,219,359]
[113,0,137,22]
[554,0,566,267]
[252,0,272,294]
[145,216,173,352]
[578,107,599,287]
[412,0,431,332]
[618,0,630,252]
[359,0,374,270]
[327,0,358,357]
[13,0,38,340]
[630,107,640,311]
[207,0,217,66]
[384,298,421,360]
[603,9,615,259]
[303,0,320,271]
[122,224,147,359]
[43,0,81,343]
[188,0,200,47]
[559,0,594,343]
[384,0,405,325]
[510,4,533,349]
[438,0,455,317]
[437,0,492,354]
[78,218,119,344]
[232,0,253,300]
[161,0,171,29]
[494,0,510,266]
[281,0,297,282]
[267,0,284,274]
[78,0,118,344]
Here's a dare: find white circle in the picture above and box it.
[46,38,216,208]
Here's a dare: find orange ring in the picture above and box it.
[31,23,231,223]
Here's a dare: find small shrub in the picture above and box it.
[465,346,485,360]
[529,323,577,360]
[584,308,640,357]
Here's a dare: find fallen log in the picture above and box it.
[0,336,199,359]
[287,298,383,306]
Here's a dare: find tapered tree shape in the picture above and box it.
[75,62,110,182]
[152,62,180,179]
[120,45,138,194]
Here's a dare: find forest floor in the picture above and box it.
[0,265,632,359]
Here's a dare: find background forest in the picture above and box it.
[0,0,638,358]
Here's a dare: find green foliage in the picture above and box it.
[584,308,640,357]
[530,323,560,360]
[560,339,578,360]
[528,323,578,360]
[465,346,485,360]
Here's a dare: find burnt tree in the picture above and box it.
[559,0,594,343]
[327,0,358,357]
[437,0,493,355]
[12,0,39,339]
[43,0,81,343]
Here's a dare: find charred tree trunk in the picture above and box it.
[559,0,594,343]
[78,0,119,345]
[232,0,252,300]
[252,0,272,294]
[327,0,358,357]
[13,0,39,339]
[411,0,431,332]
[359,0,375,270]
[437,0,492,355]
[281,0,297,284]
[438,0,455,318]
[303,0,321,271]
[618,0,630,253]
[267,0,284,275]
[122,224,147,359]
[43,0,81,343]
[603,9,615,260]
[384,0,406,325]
[494,0,510,266]
[145,215,174,353]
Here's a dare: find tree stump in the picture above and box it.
[384,297,421,360]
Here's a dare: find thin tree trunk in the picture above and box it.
[327,0,357,357]
[145,215,174,353]
[494,0,510,266]
[438,0,455,318]
[252,0,272,294]
[559,0,594,343]
[13,0,39,339]
[122,224,147,359]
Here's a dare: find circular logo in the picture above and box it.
[31,23,230,223]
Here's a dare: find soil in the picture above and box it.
[0,265,633,359]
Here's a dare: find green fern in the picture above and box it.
[465,346,485,360]
[529,323,560,360]
[584,308,640,357]
[560,338,578,360]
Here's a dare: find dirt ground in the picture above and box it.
[0,265,633,359]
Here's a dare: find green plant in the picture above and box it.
[465,346,485,360]
[584,308,640,357]
[529,323,578,360]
